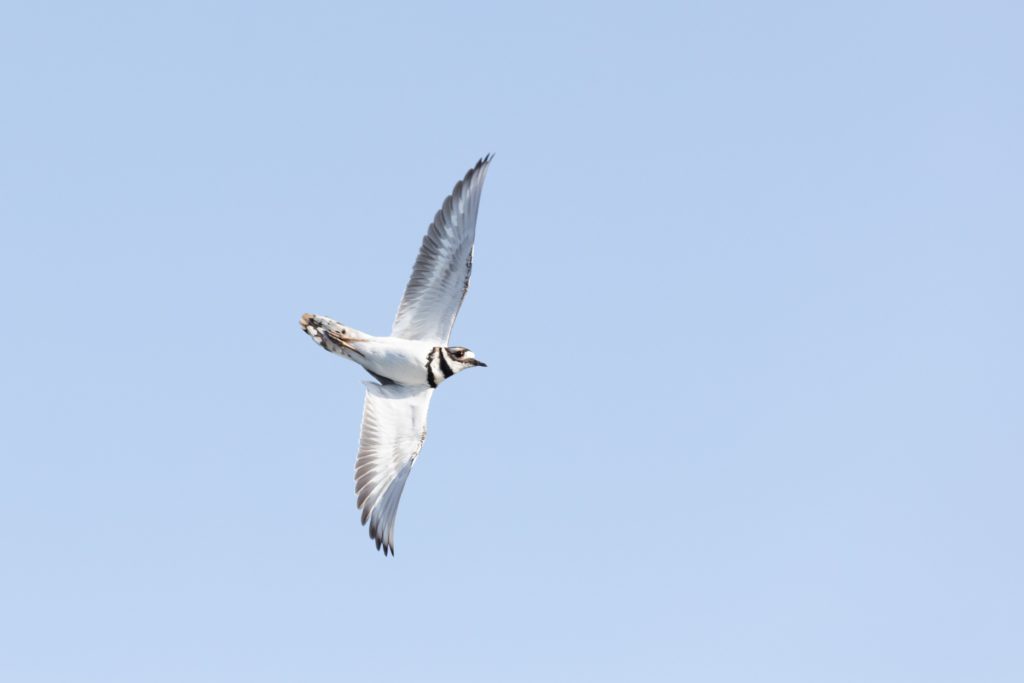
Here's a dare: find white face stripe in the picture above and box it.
[427,346,482,387]
[437,347,455,379]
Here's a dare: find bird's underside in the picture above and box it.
[299,155,491,555]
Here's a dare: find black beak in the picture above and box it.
[467,358,487,367]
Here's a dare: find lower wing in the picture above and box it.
[353,382,434,555]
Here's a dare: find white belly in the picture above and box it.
[348,336,433,386]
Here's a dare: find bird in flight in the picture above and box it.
[299,156,492,555]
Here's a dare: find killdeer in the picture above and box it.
[300,156,492,555]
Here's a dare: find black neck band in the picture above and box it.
[438,348,454,378]
[426,347,438,388]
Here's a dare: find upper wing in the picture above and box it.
[391,155,492,345]
[354,381,434,555]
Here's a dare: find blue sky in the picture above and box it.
[1,2,1022,681]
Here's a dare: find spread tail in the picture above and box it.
[299,313,370,357]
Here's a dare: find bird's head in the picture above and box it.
[443,346,487,372]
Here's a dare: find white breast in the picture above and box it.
[350,336,434,386]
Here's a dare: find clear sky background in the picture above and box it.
[1,2,1022,681]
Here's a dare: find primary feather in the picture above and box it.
[354,382,433,556]
[392,155,492,345]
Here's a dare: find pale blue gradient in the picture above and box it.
[1,2,1022,681]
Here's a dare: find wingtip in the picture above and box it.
[366,516,394,556]
[372,533,394,557]
[470,154,493,172]
[465,154,492,183]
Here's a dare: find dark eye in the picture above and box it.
[453,349,465,358]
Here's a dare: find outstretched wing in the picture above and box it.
[391,155,492,345]
[354,382,433,555]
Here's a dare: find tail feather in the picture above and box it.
[300,313,370,356]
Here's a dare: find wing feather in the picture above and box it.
[354,382,433,556]
[391,156,492,344]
